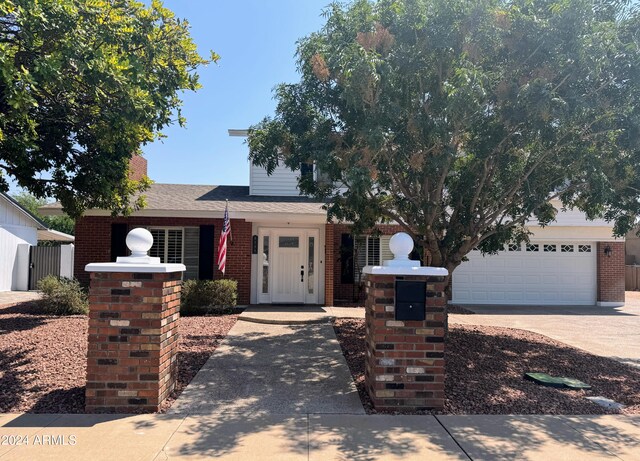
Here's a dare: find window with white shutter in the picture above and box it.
[354,236,381,282]
[148,227,200,278]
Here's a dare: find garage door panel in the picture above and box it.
[452,241,596,305]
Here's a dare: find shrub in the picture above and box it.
[37,275,89,315]
[180,279,238,316]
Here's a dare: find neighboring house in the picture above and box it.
[625,226,640,265]
[1,192,75,291]
[40,137,625,307]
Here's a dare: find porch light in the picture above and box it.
[604,245,613,258]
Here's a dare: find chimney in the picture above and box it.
[128,155,148,181]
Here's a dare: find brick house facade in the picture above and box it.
[74,215,253,305]
[43,149,626,308]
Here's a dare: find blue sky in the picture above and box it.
[142,0,330,186]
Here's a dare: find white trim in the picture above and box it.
[363,266,449,277]
[228,129,249,137]
[597,301,625,307]
[85,262,185,273]
[254,224,325,304]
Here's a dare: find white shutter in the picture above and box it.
[149,229,165,262]
[167,230,183,264]
[380,236,393,264]
[354,237,366,282]
[368,237,381,265]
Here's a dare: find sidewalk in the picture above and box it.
[1,413,639,460]
[2,309,639,460]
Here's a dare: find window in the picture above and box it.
[578,244,592,253]
[508,243,521,252]
[526,243,539,252]
[340,234,389,284]
[148,227,199,278]
[354,236,380,282]
[279,236,299,248]
[300,162,314,180]
[308,236,315,294]
[544,244,557,252]
[149,228,182,263]
[262,236,269,294]
[561,244,574,253]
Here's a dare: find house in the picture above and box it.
[1,192,75,291]
[40,137,625,307]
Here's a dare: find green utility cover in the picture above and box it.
[524,373,592,390]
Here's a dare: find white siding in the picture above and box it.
[529,200,611,227]
[0,195,39,291]
[0,195,34,227]
[250,163,301,196]
[0,225,37,291]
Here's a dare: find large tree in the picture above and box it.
[0,0,216,217]
[249,0,640,277]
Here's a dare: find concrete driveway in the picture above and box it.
[450,291,640,368]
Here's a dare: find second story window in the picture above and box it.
[300,162,314,179]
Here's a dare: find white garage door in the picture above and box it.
[452,242,597,305]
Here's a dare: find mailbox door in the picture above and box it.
[395,280,426,321]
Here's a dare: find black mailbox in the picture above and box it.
[395,280,426,321]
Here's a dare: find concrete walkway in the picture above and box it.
[1,413,639,460]
[0,291,41,308]
[168,320,365,415]
[451,292,640,368]
[238,305,364,324]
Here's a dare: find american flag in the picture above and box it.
[217,201,231,275]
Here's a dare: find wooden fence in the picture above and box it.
[625,265,640,291]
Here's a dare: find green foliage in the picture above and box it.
[0,0,217,218]
[37,275,89,315]
[180,279,238,316]
[12,190,75,235]
[249,0,640,274]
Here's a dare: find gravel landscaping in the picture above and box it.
[333,318,640,415]
[0,302,237,413]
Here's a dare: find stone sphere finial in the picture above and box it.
[389,232,414,261]
[126,228,154,258]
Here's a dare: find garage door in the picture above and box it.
[452,242,597,305]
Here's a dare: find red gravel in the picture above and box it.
[0,302,237,413]
[333,318,640,415]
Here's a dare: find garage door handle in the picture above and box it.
[300,266,304,282]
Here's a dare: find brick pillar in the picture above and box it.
[597,241,625,306]
[364,273,448,412]
[325,223,335,306]
[85,271,182,413]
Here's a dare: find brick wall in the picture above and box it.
[325,224,334,306]
[332,223,405,303]
[75,216,252,305]
[85,271,182,413]
[597,241,625,304]
[128,156,148,181]
[364,274,447,411]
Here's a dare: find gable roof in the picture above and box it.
[1,192,48,229]
[41,184,328,223]
[1,192,74,242]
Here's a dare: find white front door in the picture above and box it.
[258,228,320,304]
